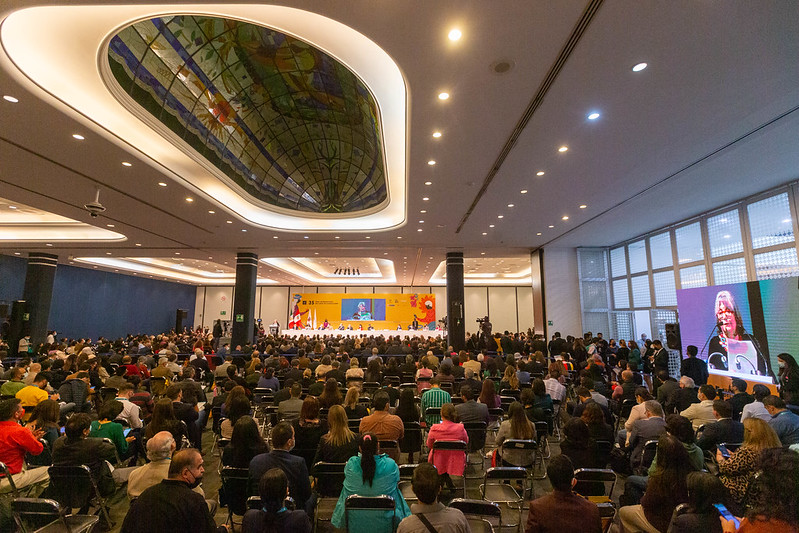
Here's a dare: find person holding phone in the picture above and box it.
[667,472,726,533]
[718,448,799,533]
[716,418,781,511]
[90,400,138,464]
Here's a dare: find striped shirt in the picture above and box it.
[421,387,451,426]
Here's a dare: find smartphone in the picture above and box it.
[123,428,132,437]
[717,445,731,459]
[59,426,66,435]
[713,504,740,528]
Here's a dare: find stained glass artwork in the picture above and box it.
[107,16,387,213]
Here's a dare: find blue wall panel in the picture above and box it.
[0,255,195,340]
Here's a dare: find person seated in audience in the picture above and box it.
[114,383,144,429]
[250,422,313,514]
[222,415,268,469]
[395,388,421,462]
[359,392,404,461]
[581,401,614,443]
[697,399,745,451]
[544,364,567,401]
[90,400,138,464]
[415,359,434,394]
[524,454,602,533]
[612,369,638,403]
[559,418,599,470]
[718,447,799,533]
[318,378,343,409]
[0,367,26,397]
[52,412,125,496]
[0,398,47,494]
[495,401,536,466]
[654,370,679,406]
[717,417,782,511]
[343,386,369,419]
[667,471,725,533]
[331,433,411,533]
[572,386,613,425]
[421,377,451,426]
[426,402,468,491]
[455,384,489,425]
[144,398,188,447]
[728,378,754,421]
[57,370,93,413]
[435,363,455,386]
[313,405,359,494]
[681,384,717,430]
[242,468,311,533]
[27,399,61,452]
[292,396,328,465]
[668,375,700,414]
[121,448,227,533]
[516,359,531,386]
[396,462,470,533]
[627,400,667,472]
[220,393,251,440]
[619,433,691,533]
[327,360,346,384]
[478,378,501,411]
[345,358,364,381]
[165,384,200,448]
[619,387,653,446]
[740,384,772,422]
[763,394,799,445]
[278,382,304,421]
[105,365,130,390]
[500,363,520,392]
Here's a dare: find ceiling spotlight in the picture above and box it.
[8,206,17,209]
[334,236,340,239]
[448,28,462,41]
[558,146,568,152]
[507,204,514,208]
[3,95,19,103]
[157,182,167,187]
[438,92,450,100]
[562,215,569,220]
[422,197,429,201]
[226,220,233,224]
[497,215,504,219]
[536,171,545,176]
[303,236,309,239]
[489,224,495,228]
[480,252,485,255]
[427,160,436,166]
[482,232,487,236]
[548,225,554,228]
[417,228,423,232]
[365,236,371,239]
[579,204,587,209]
[13,252,20,255]
[135,243,141,246]
[520,189,528,194]
[587,112,600,120]
[174,252,180,255]
[397,236,402,239]
[105,252,111,255]
[419,220,424,223]
[536,232,542,236]
[208,210,215,214]
[121,161,132,167]
[632,62,648,72]
[241,229,247,232]
[273,236,278,239]
[185,197,194,202]
[424,181,432,186]
[432,131,442,138]
[420,210,427,213]
[106,224,115,228]
[72,134,84,140]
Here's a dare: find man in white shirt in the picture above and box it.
[680,384,717,430]
[115,383,143,429]
[543,372,566,402]
[740,384,772,422]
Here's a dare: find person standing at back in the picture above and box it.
[680,345,708,386]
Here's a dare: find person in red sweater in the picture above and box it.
[0,398,48,494]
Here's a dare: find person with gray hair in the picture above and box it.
[628,400,667,471]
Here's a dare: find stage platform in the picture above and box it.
[280,329,446,339]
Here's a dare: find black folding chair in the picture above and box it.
[616,399,636,431]
[594,440,613,468]
[464,421,488,469]
[533,421,550,459]
[399,421,422,460]
[598,501,617,533]
[12,497,98,533]
[500,439,544,480]
[429,440,467,495]
[450,498,501,533]
[46,465,113,528]
[220,466,250,530]
[573,468,617,500]
[398,464,419,505]
[311,462,346,533]
[480,467,526,532]
[637,439,659,475]
[344,495,396,533]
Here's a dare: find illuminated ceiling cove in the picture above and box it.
[428,257,533,285]
[108,16,387,214]
[1,4,407,231]
[262,257,396,284]
[0,197,126,242]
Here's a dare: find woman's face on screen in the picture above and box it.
[716,296,738,338]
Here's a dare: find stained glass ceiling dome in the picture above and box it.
[107,15,387,214]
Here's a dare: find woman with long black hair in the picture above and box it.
[777,353,799,405]
[242,468,311,533]
[331,433,410,533]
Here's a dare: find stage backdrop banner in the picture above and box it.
[288,293,437,330]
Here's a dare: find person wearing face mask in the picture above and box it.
[776,353,799,405]
[121,448,228,533]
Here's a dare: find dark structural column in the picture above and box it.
[231,252,258,348]
[446,252,465,351]
[23,253,58,349]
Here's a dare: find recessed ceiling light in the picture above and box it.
[438,92,450,100]
[175,252,180,255]
[419,220,424,223]
[422,197,429,201]
[482,232,487,236]
[106,224,115,228]
[241,229,247,232]
[427,160,436,166]
[536,232,542,236]
[420,210,427,213]
[304,236,309,239]
[579,204,587,209]
[226,220,233,224]
[632,62,648,72]
[417,228,423,232]
[45,243,52,247]
[481,252,485,255]
[507,204,514,208]
[548,225,554,228]
[520,190,528,194]
[158,182,167,187]
[273,236,278,239]
[432,131,442,138]
[448,29,462,41]
[424,181,432,186]
[558,146,568,152]
[397,236,402,239]
[497,215,504,219]
[587,112,600,120]
[72,134,84,140]
[536,171,545,176]
[135,243,141,246]
[8,206,17,209]
[3,95,19,103]
[562,215,569,220]
[13,252,20,255]
[105,252,111,255]
[185,197,193,202]
[314,252,319,255]
[121,161,132,167]
[489,224,495,228]
[208,210,215,214]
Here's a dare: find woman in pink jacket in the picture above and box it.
[426,403,468,490]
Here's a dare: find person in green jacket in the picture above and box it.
[90,400,136,461]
